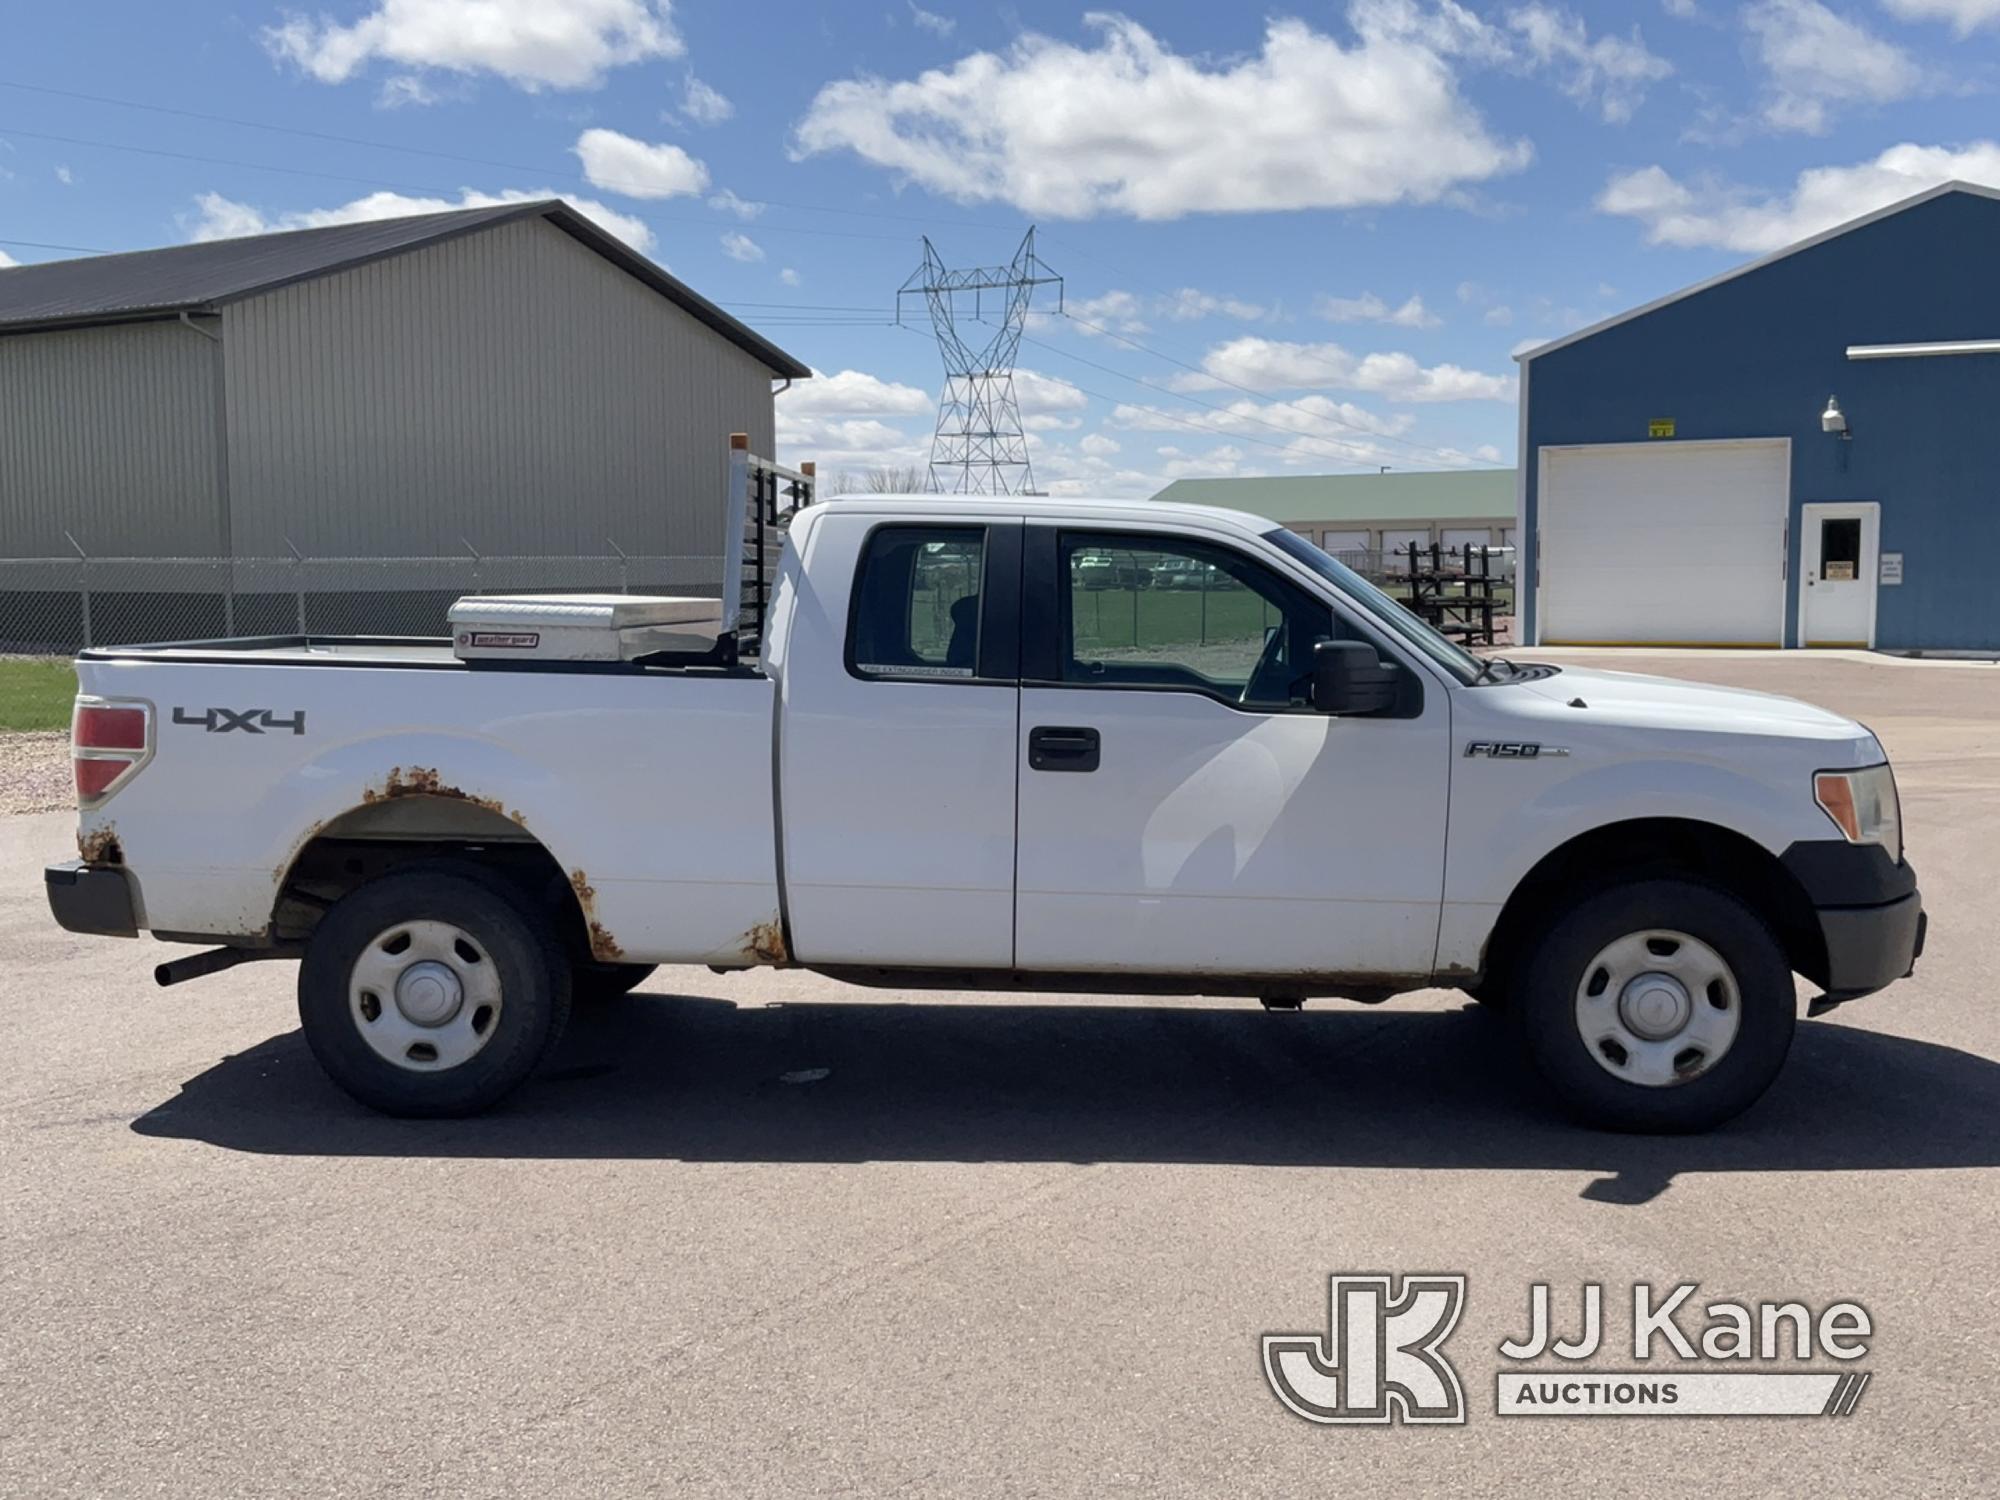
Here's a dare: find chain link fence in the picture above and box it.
[0,547,726,656]
[1,546,723,736]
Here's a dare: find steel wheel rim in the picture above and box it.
[1573,928,1741,1088]
[348,919,503,1072]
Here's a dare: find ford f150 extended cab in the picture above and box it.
[45,466,1923,1131]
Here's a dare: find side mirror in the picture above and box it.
[1311,639,1400,716]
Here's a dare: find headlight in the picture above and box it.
[1814,764,1902,864]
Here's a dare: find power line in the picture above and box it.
[1058,309,1499,469]
[909,327,1386,475]
[0,125,933,244]
[0,77,1024,233]
[1019,328,1430,473]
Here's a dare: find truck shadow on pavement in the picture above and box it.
[131,994,2000,1204]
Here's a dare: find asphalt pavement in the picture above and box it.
[3,651,1996,1496]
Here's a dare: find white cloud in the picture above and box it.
[1882,0,2000,32]
[793,9,1531,220]
[779,368,933,416]
[1661,0,1703,16]
[681,72,733,124]
[574,128,709,199]
[907,1,955,37]
[266,0,683,91]
[1484,304,1515,326]
[779,267,801,287]
[1013,367,1088,416]
[54,164,74,185]
[720,230,764,262]
[1160,287,1267,321]
[1314,291,1441,328]
[707,188,763,219]
[1597,142,2000,251]
[184,186,656,253]
[1079,431,1121,457]
[1070,286,1266,333]
[1111,391,1494,470]
[0,249,17,268]
[1176,335,1516,402]
[1746,0,1922,134]
[377,73,440,107]
[1114,393,1416,440]
[1504,4,1673,123]
[1069,288,1151,334]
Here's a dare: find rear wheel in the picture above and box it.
[1515,878,1795,1133]
[298,869,570,1117]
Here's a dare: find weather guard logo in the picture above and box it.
[1262,1274,1467,1425]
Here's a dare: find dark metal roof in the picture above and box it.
[0,199,810,378]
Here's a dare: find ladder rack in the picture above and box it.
[722,432,815,666]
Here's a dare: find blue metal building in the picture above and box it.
[1517,181,2000,651]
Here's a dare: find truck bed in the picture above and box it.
[72,639,783,966]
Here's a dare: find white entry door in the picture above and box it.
[1799,502,1880,647]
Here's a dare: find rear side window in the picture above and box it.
[850,526,986,679]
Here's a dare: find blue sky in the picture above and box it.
[3,1,1998,495]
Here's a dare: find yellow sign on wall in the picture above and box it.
[1648,418,1676,438]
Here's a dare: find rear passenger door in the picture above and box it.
[777,513,1023,967]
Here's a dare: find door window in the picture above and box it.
[850,526,986,679]
[1059,532,1334,708]
[1820,517,1862,581]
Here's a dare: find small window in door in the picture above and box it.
[850,526,986,679]
[1820,518,1862,581]
[1060,532,1334,708]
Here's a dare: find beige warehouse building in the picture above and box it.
[0,201,806,644]
[1152,470,1515,567]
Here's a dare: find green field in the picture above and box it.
[0,658,77,733]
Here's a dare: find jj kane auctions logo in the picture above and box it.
[1265,1276,1873,1423]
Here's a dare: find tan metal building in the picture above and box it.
[1152,470,1515,565]
[0,202,807,575]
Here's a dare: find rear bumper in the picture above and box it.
[1780,842,1923,1004]
[45,861,139,938]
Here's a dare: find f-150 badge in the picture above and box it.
[1464,741,1568,758]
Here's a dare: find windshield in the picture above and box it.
[1264,528,1485,685]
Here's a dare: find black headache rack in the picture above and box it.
[716,432,816,669]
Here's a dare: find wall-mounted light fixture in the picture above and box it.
[1821,395,1850,438]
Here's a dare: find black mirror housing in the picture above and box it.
[1311,639,1401,716]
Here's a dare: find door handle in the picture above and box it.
[1029,725,1100,772]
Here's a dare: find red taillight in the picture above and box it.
[75,757,133,799]
[75,705,147,751]
[72,698,152,806]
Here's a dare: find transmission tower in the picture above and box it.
[897,229,1063,495]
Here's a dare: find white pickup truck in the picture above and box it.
[45,472,1923,1131]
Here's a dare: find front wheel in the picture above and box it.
[298,869,571,1117]
[1515,879,1796,1133]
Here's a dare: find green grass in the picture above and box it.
[0,658,77,733]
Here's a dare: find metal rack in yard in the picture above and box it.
[1400,541,1502,648]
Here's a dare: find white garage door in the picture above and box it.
[1539,440,1789,645]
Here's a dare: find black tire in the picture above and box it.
[1515,878,1795,1133]
[298,869,571,1117]
[573,961,658,1002]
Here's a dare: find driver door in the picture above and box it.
[1013,526,1449,978]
